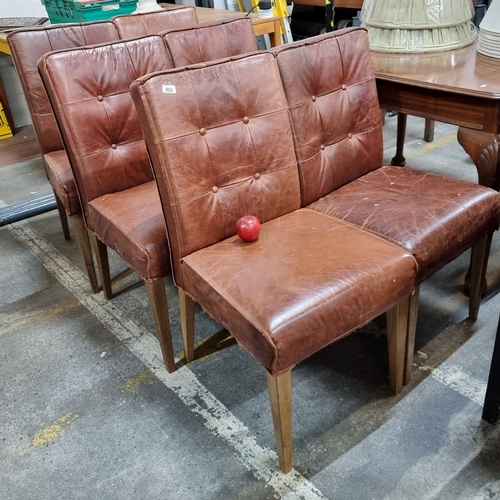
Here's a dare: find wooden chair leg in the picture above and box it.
[266,369,292,473]
[89,232,112,300]
[483,314,500,423]
[404,285,420,385]
[386,295,410,395]
[391,112,408,166]
[71,215,99,294]
[469,234,491,320]
[178,288,195,363]
[145,279,176,373]
[424,119,435,143]
[54,190,71,241]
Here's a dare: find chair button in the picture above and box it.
[254,173,261,180]
[341,84,347,91]
[112,144,117,149]
[212,186,218,193]
[312,95,316,102]
[347,133,352,139]
[242,116,249,124]
[200,128,206,136]
[320,144,325,151]
[97,95,103,102]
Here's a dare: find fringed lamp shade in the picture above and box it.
[361,0,477,52]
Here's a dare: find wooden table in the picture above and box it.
[372,42,500,190]
[193,6,281,47]
[0,6,281,56]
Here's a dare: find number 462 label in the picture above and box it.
[162,84,177,94]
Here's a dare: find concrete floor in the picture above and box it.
[1,115,500,499]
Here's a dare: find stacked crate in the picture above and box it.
[41,0,138,24]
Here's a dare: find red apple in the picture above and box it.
[235,215,261,242]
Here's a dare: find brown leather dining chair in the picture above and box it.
[7,21,121,294]
[39,34,177,371]
[131,49,418,472]
[271,29,500,384]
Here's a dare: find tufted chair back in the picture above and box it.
[273,28,383,207]
[8,21,120,157]
[112,5,198,39]
[162,18,259,67]
[131,52,301,289]
[38,35,173,220]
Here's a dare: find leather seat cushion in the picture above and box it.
[44,150,81,217]
[181,208,416,375]
[308,166,500,282]
[88,181,170,281]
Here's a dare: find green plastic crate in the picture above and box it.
[41,0,137,24]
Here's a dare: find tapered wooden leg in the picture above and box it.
[178,288,195,363]
[404,286,420,385]
[386,295,410,395]
[89,232,112,300]
[391,112,408,166]
[266,370,292,473]
[469,235,490,320]
[54,191,70,241]
[145,279,175,373]
[71,215,99,294]
[424,119,435,143]
[380,108,386,126]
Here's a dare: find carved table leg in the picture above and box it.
[458,127,500,299]
[457,127,500,190]
[391,112,408,166]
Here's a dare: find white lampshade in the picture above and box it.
[477,0,500,58]
[479,0,500,34]
[361,0,477,53]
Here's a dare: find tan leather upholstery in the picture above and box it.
[273,28,500,283]
[181,209,415,375]
[7,21,120,216]
[44,149,81,217]
[7,21,122,294]
[132,50,417,470]
[131,51,416,372]
[112,6,198,39]
[162,18,258,67]
[139,51,300,286]
[88,181,170,281]
[273,29,382,207]
[38,34,176,372]
[309,166,500,281]
[39,35,172,281]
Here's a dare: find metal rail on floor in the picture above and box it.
[0,193,56,226]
